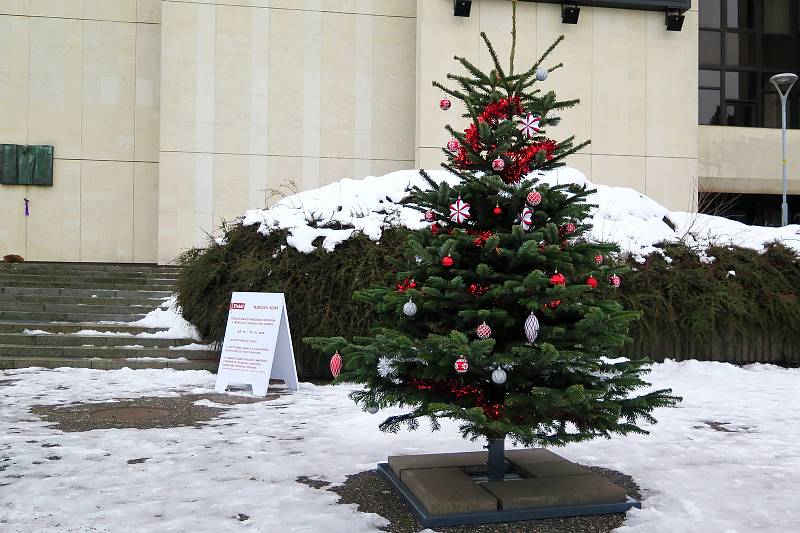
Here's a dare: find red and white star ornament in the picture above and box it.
[492,158,505,171]
[454,357,469,373]
[440,98,451,110]
[610,274,621,288]
[330,351,343,378]
[446,138,459,152]
[424,209,436,222]
[527,191,542,206]
[449,196,471,224]
[564,222,577,234]
[518,114,541,138]
[520,206,534,231]
[476,321,492,339]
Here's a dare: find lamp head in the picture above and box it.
[769,73,798,97]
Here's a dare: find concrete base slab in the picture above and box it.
[378,449,640,527]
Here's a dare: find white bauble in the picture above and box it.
[366,406,379,414]
[491,368,507,384]
[403,300,417,316]
[524,312,540,343]
[535,67,548,81]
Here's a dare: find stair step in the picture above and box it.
[0,263,180,274]
[0,333,197,348]
[0,293,165,306]
[0,357,216,371]
[0,269,178,280]
[0,345,217,359]
[0,302,157,314]
[0,287,172,299]
[0,280,176,290]
[0,321,166,334]
[0,274,177,285]
[0,311,147,322]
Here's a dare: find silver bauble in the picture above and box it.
[366,406,379,414]
[491,368,507,385]
[535,67,548,81]
[403,299,417,317]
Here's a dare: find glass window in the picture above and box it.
[726,103,756,125]
[761,34,796,69]
[700,31,723,64]
[727,0,758,29]
[700,89,723,124]
[726,32,759,67]
[762,92,782,127]
[763,0,792,34]
[700,69,722,87]
[725,71,757,99]
[701,0,722,28]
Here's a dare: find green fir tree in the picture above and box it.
[306,1,679,481]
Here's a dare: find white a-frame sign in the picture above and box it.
[215,292,299,395]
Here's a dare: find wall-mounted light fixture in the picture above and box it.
[561,2,580,24]
[665,8,685,31]
[454,0,472,17]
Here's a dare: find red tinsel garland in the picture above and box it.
[395,278,416,292]
[409,378,503,419]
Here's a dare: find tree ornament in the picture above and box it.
[424,209,436,222]
[491,368,507,385]
[526,191,542,206]
[366,406,379,414]
[550,272,566,286]
[586,276,598,289]
[547,299,562,310]
[440,98,451,110]
[330,351,343,378]
[454,357,469,373]
[476,321,492,339]
[518,113,541,138]
[610,274,621,288]
[595,254,604,266]
[442,255,454,268]
[403,298,417,317]
[493,204,502,216]
[446,139,459,152]
[449,196,471,224]
[564,222,577,234]
[520,206,533,231]
[524,312,540,343]
[430,223,441,235]
[492,158,505,171]
[535,67,549,81]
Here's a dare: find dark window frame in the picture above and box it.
[699,0,800,128]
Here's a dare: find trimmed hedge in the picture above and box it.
[176,223,800,377]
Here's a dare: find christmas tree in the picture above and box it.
[306,1,678,481]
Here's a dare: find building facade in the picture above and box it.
[0,0,797,264]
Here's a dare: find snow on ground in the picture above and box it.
[128,296,201,341]
[241,167,800,259]
[2,362,799,532]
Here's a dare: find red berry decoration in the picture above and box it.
[442,255,454,268]
[526,191,542,206]
[564,222,577,234]
[610,274,621,288]
[586,276,598,289]
[446,139,459,152]
[595,254,604,266]
[492,158,505,171]
[493,205,502,215]
[476,322,492,339]
[440,98,451,110]
[330,351,343,378]
[424,209,436,222]
[454,357,469,373]
[546,299,561,310]
[550,272,566,286]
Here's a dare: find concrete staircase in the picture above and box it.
[0,262,218,371]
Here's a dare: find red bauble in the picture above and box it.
[476,322,492,339]
[610,274,621,288]
[446,139,459,152]
[586,276,598,289]
[454,357,469,373]
[330,351,343,378]
[424,209,436,221]
[395,278,416,292]
[526,191,542,206]
[546,299,562,310]
[492,158,505,171]
[564,222,577,234]
[550,272,566,286]
[430,223,441,235]
[595,254,604,266]
[440,98,452,110]
[442,255,454,268]
[493,205,502,215]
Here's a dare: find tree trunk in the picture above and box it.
[487,437,505,481]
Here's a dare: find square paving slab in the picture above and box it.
[378,448,640,527]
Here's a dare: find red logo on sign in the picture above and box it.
[229,303,245,310]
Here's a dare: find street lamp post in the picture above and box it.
[769,73,798,226]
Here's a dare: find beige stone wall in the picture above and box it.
[699,125,800,194]
[157,0,417,264]
[416,0,700,212]
[0,0,161,262]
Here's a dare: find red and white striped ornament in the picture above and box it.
[520,206,534,231]
[526,191,542,206]
[446,139,459,152]
[476,322,492,339]
[449,196,471,224]
[492,158,505,171]
[610,274,621,288]
[454,357,469,373]
[330,351,343,378]
[518,113,541,138]
[440,98,452,110]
